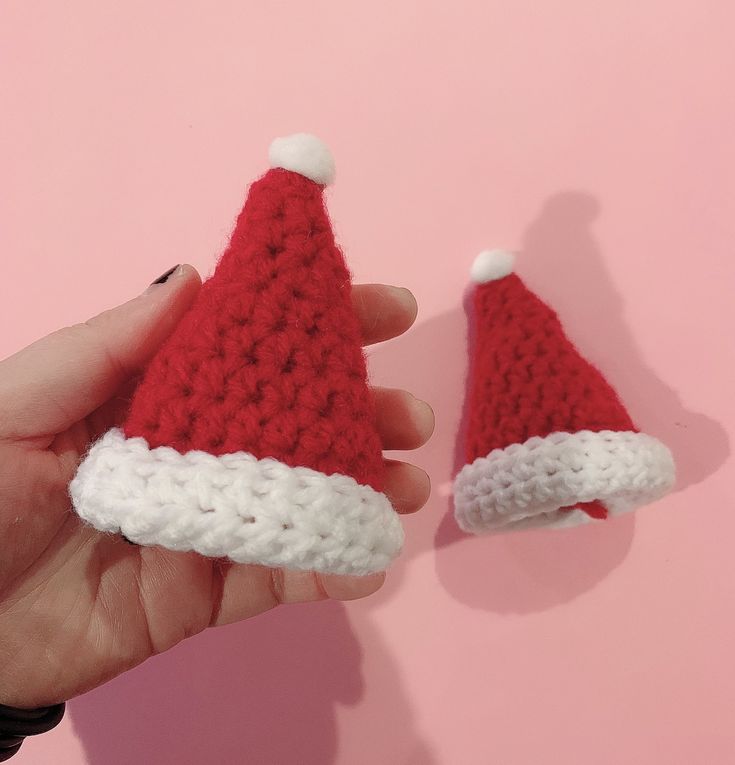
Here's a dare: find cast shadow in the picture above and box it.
[69,191,729,763]
[71,599,434,764]
[370,191,729,614]
[518,193,729,492]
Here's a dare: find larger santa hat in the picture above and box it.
[71,134,403,576]
[454,249,676,533]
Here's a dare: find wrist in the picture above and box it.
[0,702,65,762]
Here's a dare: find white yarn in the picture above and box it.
[454,430,675,534]
[470,249,515,283]
[70,429,403,576]
[268,133,336,186]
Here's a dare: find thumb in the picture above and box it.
[0,265,201,440]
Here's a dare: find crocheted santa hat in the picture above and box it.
[70,134,403,576]
[454,249,675,533]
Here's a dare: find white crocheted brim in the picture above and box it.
[70,428,403,576]
[454,430,675,534]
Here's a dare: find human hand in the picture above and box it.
[0,266,434,707]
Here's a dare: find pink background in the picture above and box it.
[2,1,734,763]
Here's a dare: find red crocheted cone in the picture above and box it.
[70,134,403,576]
[466,274,636,462]
[454,249,675,534]
[124,167,384,492]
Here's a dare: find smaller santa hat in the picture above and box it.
[70,134,403,575]
[454,249,676,533]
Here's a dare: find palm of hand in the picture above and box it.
[0,269,432,707]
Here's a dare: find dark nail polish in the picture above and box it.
[150,265,180,286]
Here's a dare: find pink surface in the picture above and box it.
[1,1,733,763]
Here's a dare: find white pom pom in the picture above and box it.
[268,133,335,185]
[470,250,515,283]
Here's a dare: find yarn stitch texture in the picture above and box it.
[455,265,675,532]
[466,273,636,462]
[454,429,675,533]
[71,139,402,574]
[124,169,385,491]
[71,429,402,576]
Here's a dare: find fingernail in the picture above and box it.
[150,265,180,286]
[389,286,418,315]
[121,535,139,546]
[412,397,436,437]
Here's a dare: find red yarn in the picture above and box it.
[573,501,609,520]
[466,274,636,516]
[124,168,385,492]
